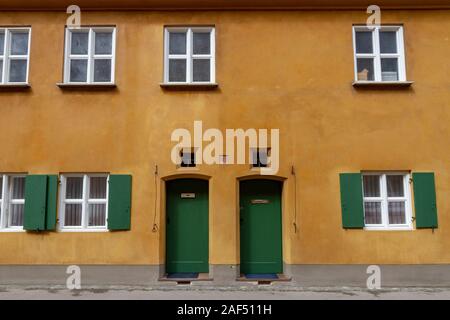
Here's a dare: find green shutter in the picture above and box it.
[23,175,48,231]
[45,175,58,230]
[339,173,365,228]
[108,174,132,230]
[413,172,438,229]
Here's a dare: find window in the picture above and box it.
[164,27,215,84]
[59,174,108,230]
[180,149,196,168]
[0,28,31,84]
[64,27,116,84]
[0,175,26,230]
[251,148,270,168]
[362,173,412,230]
[353,26,406,82]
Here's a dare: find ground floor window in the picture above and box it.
[59,174,108,230]
[0,174,26,230]
[362,172,412,230]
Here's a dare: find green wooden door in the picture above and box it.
[166,179,209,273]
[240,179,283,274]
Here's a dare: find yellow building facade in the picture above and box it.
[0,0,449,286]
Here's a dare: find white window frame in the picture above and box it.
[0,174,26,232]
[0,27,31,85]
[362,172,413,231]
[63,27,116,84]
[164,26,215,84]
[352,25,406,82]
[250,147,271,168]
[58,174,109,232]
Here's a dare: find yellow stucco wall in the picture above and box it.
[0,10,449,265]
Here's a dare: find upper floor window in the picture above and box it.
[353,26,406,82]
[362,173,412,230]
[0,175,26,230]
[0,28,31,84]
[64,27,116,84]
[59,174,108,230]
[164,27,215,84]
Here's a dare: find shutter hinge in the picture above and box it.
[409,177,413,184]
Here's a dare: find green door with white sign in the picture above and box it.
[166,179,209,273]
[240,179,283,274]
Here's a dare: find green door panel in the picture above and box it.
[166,179,209,273]
[240,179,283,274]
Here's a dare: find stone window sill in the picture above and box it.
[160,83,218,90]
[352,81,414,88]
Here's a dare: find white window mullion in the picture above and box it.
[164,28,169,83]
[4,30,10,84]
[0,175,5,228]
[404,174,413,226]
[373,28,382,82]
[59,176,65,228]
[105,175,110,228]
[25,29,31,84]
[64,29,71,83]
[210,28,215,83]
[81,175,89,228]
[380,174,389,227]
[87,29,93,84]
[0,57,3,83]
[187,28,192,83]
[111,28,116,83]
[7,176,13,227]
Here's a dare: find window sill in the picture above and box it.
[0,83,31,90]
[176,166,199,171]
[352,81,414,88]
[364,227,413,231]
[0,228,25,233]
[160,83,218,90]
[56,83,117,90]
[58,228,109,233]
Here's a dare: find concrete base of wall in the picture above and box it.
[285,264,450,288]
[1,264,450,288]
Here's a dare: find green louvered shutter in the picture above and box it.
[413,172,438,229]
[23,175,48,231]
[45,175,58,230]
[339,173,365,228]
[108,175,132,230]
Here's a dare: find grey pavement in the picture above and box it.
[1,286,450,299]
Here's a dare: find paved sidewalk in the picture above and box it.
[1,286,450,299]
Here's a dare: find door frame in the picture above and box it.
[160,174,211,276]
[236,175,287,275]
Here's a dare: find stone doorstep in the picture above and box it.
[236,274,292,285]
[159,272,213,284]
